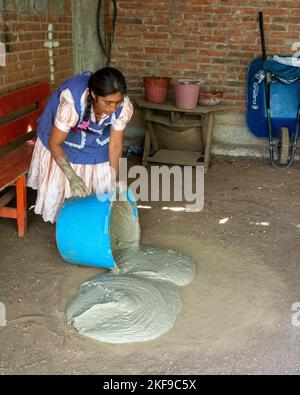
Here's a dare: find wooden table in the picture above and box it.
[135,97,229,173]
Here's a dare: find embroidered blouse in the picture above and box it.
[54,88,133,133]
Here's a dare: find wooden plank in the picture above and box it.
[0,83,50,117]
[147,149,203,166]
[0,108,42,146]
[0,131,36,157]
[144,112,202,128]
[0,189,16,209]
[0,168,30,192]
[0,208,17,219]
[0,141,35,190]
[135,97,230,114]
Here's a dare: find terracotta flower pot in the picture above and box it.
[143,77,170,104]
[198,91,223,106]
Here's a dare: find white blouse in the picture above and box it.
[54,88,133,133]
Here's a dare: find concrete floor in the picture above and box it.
[1,155,300,374]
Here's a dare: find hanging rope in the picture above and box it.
[97,0,118,67]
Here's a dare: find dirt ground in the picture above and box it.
[1,155,300,375]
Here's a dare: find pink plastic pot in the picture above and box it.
[174,79,202,110]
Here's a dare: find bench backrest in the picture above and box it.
[0,82,50,148]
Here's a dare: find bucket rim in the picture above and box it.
[175,78,203,85]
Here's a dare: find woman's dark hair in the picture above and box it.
[88,67,127,96]
[82,67,127,125]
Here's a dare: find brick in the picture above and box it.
[2,0,299,111]
[1,0,73,95]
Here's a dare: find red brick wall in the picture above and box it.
[111,0,300,110]
[0,0,73,95]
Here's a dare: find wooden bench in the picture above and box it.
[0,83,50,237]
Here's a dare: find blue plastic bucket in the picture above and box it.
[56,189,139,268]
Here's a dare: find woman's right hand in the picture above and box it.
[53,154,88,198]
[69,174,89,197]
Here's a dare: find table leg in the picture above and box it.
[147,121,159,152]
[142,127,151,168]
[202,112,214,174]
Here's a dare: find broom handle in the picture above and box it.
[259,11,267,61]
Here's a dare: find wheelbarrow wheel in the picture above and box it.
[279,127,289,165]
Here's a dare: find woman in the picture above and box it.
[27,67,133,223]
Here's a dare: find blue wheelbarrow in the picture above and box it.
[246,12,300,169]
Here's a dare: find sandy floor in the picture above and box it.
[1,155,300,375]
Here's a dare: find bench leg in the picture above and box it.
[16,176,27,237]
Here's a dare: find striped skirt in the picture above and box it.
[27,138,112,223]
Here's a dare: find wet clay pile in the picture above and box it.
[66,200,196,344]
